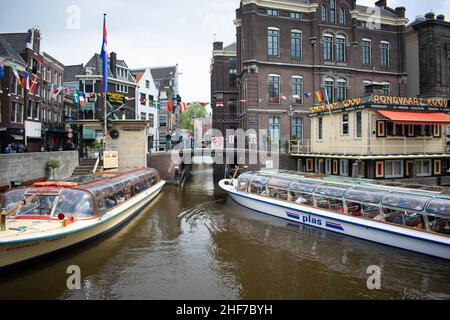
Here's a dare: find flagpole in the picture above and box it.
[103,13,108,150]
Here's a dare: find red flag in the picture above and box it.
[216,101,224,107]
[29,75,39,95]
[167,100,173,113]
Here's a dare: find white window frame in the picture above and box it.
[355,111,362,139]
[380,41,390,67]
[341,113,349,136]
[291,75,303,104]
[362,38,372,65]
[335,34,346,62]
[385,160,403,178]
[416,159,432,177]
[325,158,332,175]
[340,159,349,176]
[291,29,303,59]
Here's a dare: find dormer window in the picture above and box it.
[267,9,278,16]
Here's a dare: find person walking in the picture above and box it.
[4,144,11,154]
[166,132,172,151]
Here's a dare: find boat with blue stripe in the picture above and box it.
[219,171,450,260]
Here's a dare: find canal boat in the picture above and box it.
[219,171,450,259]
[0,168,165,270]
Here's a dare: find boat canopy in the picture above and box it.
[238,171,450,217]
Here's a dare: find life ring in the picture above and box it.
[33,182,79,188]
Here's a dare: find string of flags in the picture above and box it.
[214,90,327,107]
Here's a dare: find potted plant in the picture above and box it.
[47,159,62,180]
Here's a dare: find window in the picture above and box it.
[385,160,403,178]
[339,7,346,25]
[382,82,391,96]
[84,80,94,93]
[116,84,128,93]
[416,160,432,177]
[323,35,333,61]
[355,111,362,138]
[268,28,279,56]
[330,0,336,24]
[335,36,346,62]
[291,31,302,59]
[159,115,167,127]
[448,59,450,85]
[229,68,237,88]
[292,76,303,104]
[27,100,33,119]
[148,114,154,128]
[380,41,390,67]
[341,113,349,135]
[11,76,17,95]
[291,12,301,20]
[324,79,334,102]
[11,101,17,123]
[267,9,278,16]
[292,118,303,139]
[145,80,150,89]
[321,5,328,22]
[336,80,346,102]
[140,93,146,105]
[268,75,280,103]
[318,117,323,141]
[268,117,280,146]
[362,39,372,65]
[340,159,349,176]
[140,112,146,120]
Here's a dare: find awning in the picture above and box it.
[378,110,450,125]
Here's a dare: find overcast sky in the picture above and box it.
[0,0,449,102]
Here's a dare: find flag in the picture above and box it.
[315,90,324,103]
[304,92,312,98]
[100,14,108,94]
[216,101,224,107]
[29,75,39,95]
[22,71,29,90]
[10,64,20,84]
[73,91,80,104]
[79,91,86,106]
[178,102,187,111]
[153,100,161,110]
[0,62,5,79]
[280,95,287,101]
[167,100,173,113]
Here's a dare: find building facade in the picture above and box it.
[0,28,66,153]
[291,88,450,184]
[235,0,408,150]
[130,68,159,152]
[211,41,239,133]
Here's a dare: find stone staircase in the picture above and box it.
[71,158,103,177]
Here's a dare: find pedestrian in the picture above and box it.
[18,143,23,153]
[4,144,11,154]
[166,132,172,151]
[11,143,17,153]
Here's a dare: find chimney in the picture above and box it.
[425,12,435,20]
[375,0,386,8]
[110,52,117,77]
[395,7,406,18]
[213,41,223,51]
[364,83,385,96]
[437,14,445,21]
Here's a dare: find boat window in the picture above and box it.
[375,208,422,228]
[238,174,251,192]
[268,186,289,200]
[426,198,450,216]
[290,181,320,193]
[345,188,386,204]
[315,185,347,198]
[427,216,450,234]
[315,196,330,210]
[268,178,293,189]
[329,198,344,213]
[54,190,96,219]
[290,192,314,206]
[381,193,431,211]
[250,175,270,185]
[1,188,27,213]
[15,194,58,216]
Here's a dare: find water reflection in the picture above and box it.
[0,164,449,300]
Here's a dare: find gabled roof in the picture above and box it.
[150,66,176,81]
[223,42,237,52]
[132,71,144,84]
[64,64,85,82]
[85,53,113,77]
[0,35,26,65]
[355,4,397,18]
[43,52,65,70]
[0,32,30,55]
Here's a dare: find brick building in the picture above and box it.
[0,28,66,153]
[235,0,409,150]
[210,41,239,133]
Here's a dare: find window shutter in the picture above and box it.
[434,159,442,176]
[375,161,384,178]
[332,159,339,175]
[306,159,314,172]
[407,124,415,137]
[433,125,441,138]
[376,120,386,137]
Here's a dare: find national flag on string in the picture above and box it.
[178,102,187,111]
[79,91,86,106]
[240,99,248,103]
[73,91,80,104]
[153,100,161,110]
[10,65,20,85]
[100,14,108,94]
[0,61,4,78]
[304,92,312,98]
[315,90,324,103]
[280,95,287,101]
[292,95,301,100]
[22,71,29,91]
[29,75,39,95]
[167,100,173,113]
[216,101,224,107]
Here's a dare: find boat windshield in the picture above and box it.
[315,185,347,198]
[426,198,450,216]
[345,188,387,204]
[1,188,27,213]
[381,193,432,212]
[53,189,96,219]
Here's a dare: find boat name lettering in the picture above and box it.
[6,242,39,252]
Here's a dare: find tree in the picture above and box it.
[47,159,62,180]
[180,102,207,132]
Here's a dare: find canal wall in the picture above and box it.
[0,151,79,185]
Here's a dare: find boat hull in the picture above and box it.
[219,180,450,260]
[0,181,165,271]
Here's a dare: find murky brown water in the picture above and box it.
[0,165,449,300]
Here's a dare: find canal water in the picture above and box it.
[0,165,449,300]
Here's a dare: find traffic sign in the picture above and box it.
[211,137,224,150]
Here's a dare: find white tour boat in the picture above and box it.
[0,168,165,271]
[219,171,450,259]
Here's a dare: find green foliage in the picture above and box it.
[47,159,62,170]
[180,103,207,132]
